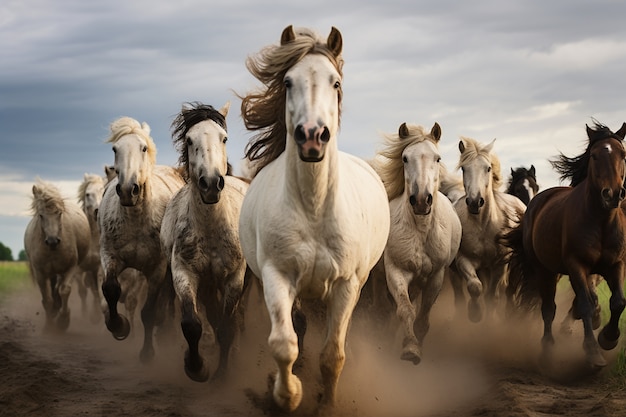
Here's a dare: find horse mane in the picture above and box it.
[170,102,231,181]
[550,121,625,187]
[377,124,437,200]
[77,173,105,210]
[106,116,157,166]
[31,179,65,215]
[506,166,536,194]
[457,136,503,189]
[239,26,344,177]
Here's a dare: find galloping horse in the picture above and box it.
[449,137,526,322]
[24,179,91,332]
[506,122,626,368]
[98,117,184,362]
[161,102,248,382]
[238,26,390,412]
[376,122,461,365]
[506,165,539,206]
[77,173,106,322]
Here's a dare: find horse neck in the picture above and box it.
[285,136,339,216]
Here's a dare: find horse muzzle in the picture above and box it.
[45,236,60,249]
[601,187,626,209]
[198,175,224,204]
[116,183,141,207]
[409,193,433,215]
[295,124,330,162]
[466,196,485,215]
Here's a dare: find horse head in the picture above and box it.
[458,137,498,215]
[587,123,626,209]
[107,117,156,207]
[281,25,343,163]
[399,122,442,215]
[32,182,64,249]
[508,165,539,206]
[79,173,105,222]
[174,102,230,204]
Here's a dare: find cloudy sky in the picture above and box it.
[2,0,626,257]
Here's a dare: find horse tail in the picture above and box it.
[502,221,540,316]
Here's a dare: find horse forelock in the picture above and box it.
[77,174,105,210]
[171,102,228,177]
[106,116,157,166]
[31,181,65,215]
[240,27,344,177]
[378,125,437,200]
[457,137,502,188]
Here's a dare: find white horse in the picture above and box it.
[76,172,106,323]
[449,137,526,322]
[98,116,184,362]
[376,122,462,364]
[238,26,390,412]
[161,101,249,382]
[24,179,91,332]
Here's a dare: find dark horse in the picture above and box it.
[505,121,626,368]
[506,165,539,205]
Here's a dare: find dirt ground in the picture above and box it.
[1,279,625,417]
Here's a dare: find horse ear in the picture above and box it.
[616,122,626,140]
[484,138,496,152]
[529,165,536,176]
[219,101,231,118]
[327,27,343,57]
[511,167,515,175]
[458,139,465,153]
[141,122,151,135]
[281,25,296,45]
[398,123,410,139]
[32,184,40,197]
[431,122,441,142]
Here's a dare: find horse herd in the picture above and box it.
[23,25,626,413]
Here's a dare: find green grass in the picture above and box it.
[0,261,31,295]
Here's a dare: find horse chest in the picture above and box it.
[177,224,243,275]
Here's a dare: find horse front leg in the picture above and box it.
[34,270,56,332]
[55,269,74,332]
[139,263,168,363]
[384,260,419,364]
[102,258,131,340]
[262,266,301,412]
[319,276,361,412]
[598,264,626,351]
[413,269,445,363]
[568,267,606,368]
[454,256,483,322]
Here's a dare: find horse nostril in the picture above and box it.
[426,194,433,206]
[409,195,417,206]
[115,184,122,196]
[294,125,306,144]
[620,188,626,200]
[199,176,208,191]
[131,184,140,196]
[320,126,330,143]
[465,197,470,206]
[479,197,485,207]
[601,188,612,201]
[217,176,225,191]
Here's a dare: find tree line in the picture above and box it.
[0,242,26,261]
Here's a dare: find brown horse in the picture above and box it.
[505,122,626,369]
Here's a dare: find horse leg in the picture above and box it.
[385,262,419,364]
[212,271,245,380]
[34,271,56,332]
[568,269,606,368]
[412,269,444,364]
[537,269,557,365]
[102,259,131,340]
[446,265,467,320]
[262,267,302,412]
[55,270,74,332]
[139,265,168,363]
[598,266,626,351]
[318,276,361,412]
[454,257,483,322]
[291,297,307,369]
[76,271,88,316]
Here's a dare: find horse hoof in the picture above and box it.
[56,312,70,332]
[587,351,607,369]
[467,279,483,297]
[598,328,620,351]
[400,345,422,365]
[107,315,131,340]
[184,351,210,382]
[468,300,483,323]
[140,346,155,363]
[271,372,303,412]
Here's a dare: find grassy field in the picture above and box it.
[0,261,31,294]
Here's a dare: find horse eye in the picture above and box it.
[223,137,228,144]
[487,166,492,173]
[334,81,341,89]
[402,156,408,163]
[142,145,147,153]
[112,146,117,154]
[186,137,192,146]
[284,78,292,89]
[436,157,441,163]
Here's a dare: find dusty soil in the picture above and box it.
[1,280,625,417]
